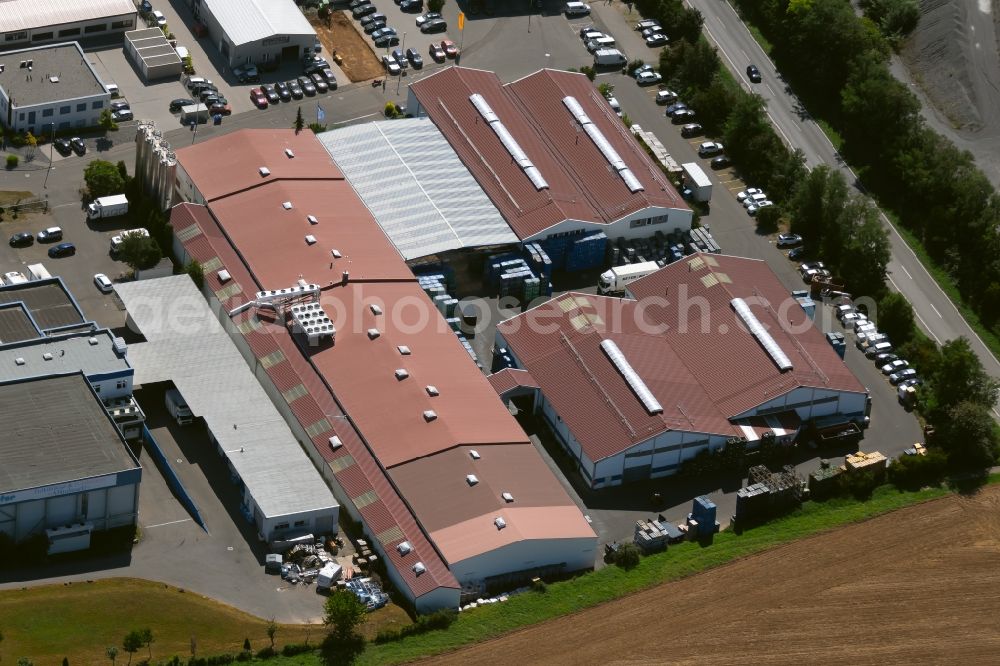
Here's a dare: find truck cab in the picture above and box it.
[165,388,193,425]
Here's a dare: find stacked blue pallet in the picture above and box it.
[566,232,608,272]
[491,347,515,373]
[455,332,481,369]
[413,264,456,292]
[523,243,554,279]
[538,236,571,271]
[689,496,721,537]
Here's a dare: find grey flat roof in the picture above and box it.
[319,119,518,260]
[203,0,314,47]
[0,304,41,344]
[115,275,338,520]
[0,329,128,379]
[0,373,137,494]
[0,279,86,331]
[0,0,135,34]
[0,42,109,107]
[125,29,182,67]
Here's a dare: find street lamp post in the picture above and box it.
[396,32,406,96]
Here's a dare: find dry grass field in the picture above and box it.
[427,486,1000,665]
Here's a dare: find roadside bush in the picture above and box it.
[888,449,947,490]
[5,154,18,168]
[254,647,276,660]
[372,609,458,644]
[579,65,596,81]
[280,643,313,657]
[612,542,641,570]
[531,578,548,594]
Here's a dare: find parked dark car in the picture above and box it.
[260,84,280,105]
[349,0,371,7]
[710,155,731,169]
[297,76,317,96]
[360,12,387,27]
[274,81,292,102]
[374,33,400,47]
[53,138,73,155]
[310,72,329,93]
[679,123,703,138]
[169,98,195,112]
[420,18,447,34]
[8,232,33,247]
[405,47,423,68]
[671,109,696,124]
[48,242,76,258]
[139,0,153,13]
[400,0,423,11]
[353,3,378,18]
[287,80,304,99]
[320,68,338,89]
[391,48,408,68]
[364,18,387,34]
[70,137,86,155]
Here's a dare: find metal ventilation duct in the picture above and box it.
[469,93,549,190]
[600,339,663,415]
[731,298,793,372]
[562,95,645,193]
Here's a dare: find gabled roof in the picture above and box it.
[174,129,340,202]
[318,119,519,260]
[487,368,539,396]
[409,67,688,240]
[202,0,315,46]
[497,254,867,462]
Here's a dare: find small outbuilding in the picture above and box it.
[125,28,183,81]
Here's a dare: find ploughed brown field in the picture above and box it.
[426,487,1000,665]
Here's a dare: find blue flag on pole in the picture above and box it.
[317,104,326,123]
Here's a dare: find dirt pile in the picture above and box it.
[427,487,1000,665]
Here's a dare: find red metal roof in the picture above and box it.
[174,129,342,202]
[487,368,540,396]
[497,254,866,462]
[409,67,688,240]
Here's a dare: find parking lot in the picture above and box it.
[345,1,457,71]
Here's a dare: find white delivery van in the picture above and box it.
[565,2,591,16]
[26,263,52,281]
[593,48,627,67]
[316,562,343,590]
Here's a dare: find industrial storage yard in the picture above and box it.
[427,485,1000,665]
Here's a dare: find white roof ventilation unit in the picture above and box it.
[502,492,514,503]
[412,561,426,575]
[423,410,437,422]
[282,201,293,210]
[367,328,381,340]
[370,304,383,315]
[494,516,507,530]
[397,541,412,555]
[285,148,295,158]
[469,93,549,191]
[562,95,645,193]
[600,339,663,415]
[42,352,53,361]
[397,345,411,355]
[304,235,317,245]
[307,215,318,225]
[14,357,24,366]
[731,298,793,371]
[469,449,480,460]
[331,249,342,258]
[88,337,98,346]
[259,166,270,177]
[425,385,439,396]
[466,474,479,486]
[217,269,231,283]
[328,435,342,450]
[394,368,409,380]
[289,302,335,345]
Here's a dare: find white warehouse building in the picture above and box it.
[493,254,870,488]
[187,0,317,68]
[0,42,110,134]
[0,0,136,48]
[0,373,141,550]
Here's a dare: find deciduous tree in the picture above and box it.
[83,160,125,199]
[323,590,365,641]
[875,292,915,346]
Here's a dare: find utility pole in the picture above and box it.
[396,32,406,95]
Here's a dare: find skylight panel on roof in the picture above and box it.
[600,339,663,415]
[731,298,793,372]
[469,93,549,191]
[562,95,645,194]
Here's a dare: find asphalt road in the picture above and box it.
[656,0,1000,419]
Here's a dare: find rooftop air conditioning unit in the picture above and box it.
[217,269,231,283]
[88,337,98,346]
[328,435,342,450]
[502,492,514,503]
[466,474,479,486]
[259,166,270,176]
[285,148,295,158]
[367,328,381,340]
[282,201,292,210]
[370,304,382,315]
[397,345,411,355]
[425,385,439,396]
[423,410,437,422]
[412,561,425,575]
[494,517,507,530]
[331,249,342,258]
[394,368,409,380]
[307,215,318,225]
[469,449,480,460]
[14,357,24,366]
[397,541,412,555]
[42,352,53,360]
[304,235,317,245]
